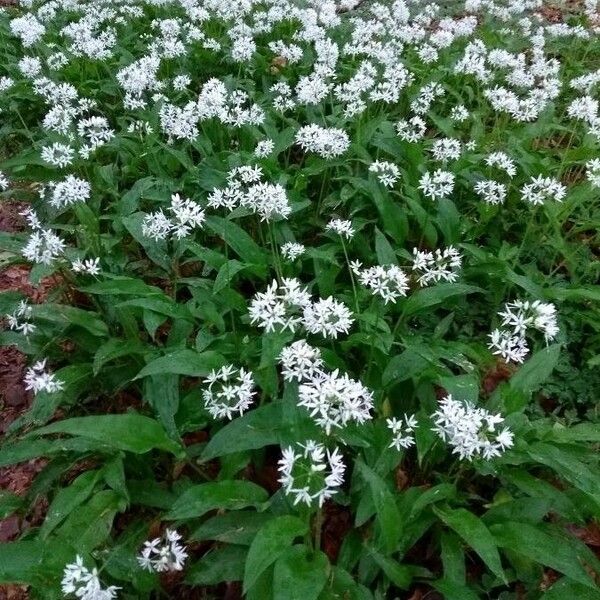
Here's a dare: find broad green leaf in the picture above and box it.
[134,349,226,379]
[273,545,330,600]
[190,511,272,545]
[509,345,561,395]
[356,460,402,553]
[27,414,181,455]
[434,507,506,583]
[205,215,266,267]
[144,374,180,441]
[0,490,22,519]
[440,531,466,585]
[382,347,429,387]
[0,541,45,583]
[374,227,396,265]
[432,579,480,600]
[93,339,145,375]
[186,545,247,585]
[542,577,600,599]
[40,470,99,539]
[402,284,482,316]
[369,550,412,589]
[33,304,108,337]
[243,515,308,593]
[82,276,164,297]
[214,259,246,293]
[167,480,268,520]
[491,522,599,588]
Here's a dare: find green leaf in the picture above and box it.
[273,545,330,600]
[81,276,164,297]
[134,349,226,379]
[432,579,480,600]
[0,541,45,584]
[190,512,272,546]
[33,304,108,337]
[27,414,181,455]
[542,577,600,599]
[382,347,429,387]
[0,490,22,519]
[434,507,506,584]
[243,515,308,593]
[490,522,598,588]
[440,531,466,585]
[167,481,268,520]
[402,284,482,316]
[356,460,402,553]
[144,374,180,441]
[374,228,396,265]
[509,345,561,395]
[93,339,145,375]
[186,545,247,585]
[369,550,412,589]
[40,470,99,539]
[205,215,266,268]
[214,259,247,293]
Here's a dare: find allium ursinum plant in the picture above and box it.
[1,1,600,599]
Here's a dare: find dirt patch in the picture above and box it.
[0,202,28,234]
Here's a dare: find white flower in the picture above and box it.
[474,180,507,205]
[249,278,311,333]
[369,160,400,187]
[432,395,514,461]
[567,95,598,123]
[485,152,517,177]
[488,328,529,363]
[412,246,462,285]
[387,415,418,451]
[10,14,46,47]
[298,370,373,434]
[356,264,409,303]
[431,138,462,162]
[254,139,275,158]
[278,440,345,507]
[419,169,455,200]
[41,143,75,168]
[520,175,566,205]
[396,116,427,142]
[326,219,354,239]
[22,228,65,265]
[280,242,305,261]
[172,74,191,91]
[71,257,101,275]
[302,297,354,339]
[450,105,469,122]
[585,158,600,188]
[5,300,36,336]
[62,555,119,600]
[138,529,188,573]
[48,175,91,208]
[142,193,205,240]
[202,365,256,420]
[279,340,323,382]
[24,359,64,394]
[295,124,350,158]
[0,171,9,192]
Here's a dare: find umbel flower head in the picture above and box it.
[387,414,418,451]
[202,364,256,420]
[24,359,64,394]
[142,193,205,241]
[279,339,324,382]
[352,262,410,304]
[6,299,36,336]
[432,395,514,461]
[411,246,462,285]
[62,555,119,600]
[138,528,188,573]
[278,440,345,507]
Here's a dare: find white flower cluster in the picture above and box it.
[208,165,291,221]
[278,440,345,507]
[279,339,324,383]
[62,556,119,600]
[280,242,305,262]
[488,299,559,363]
[5,300,36,336]
[387,415,418,451]
[21,208,66,265]
[419,169,455,200]
[485,152,517,177]
[351,262,410,304]
[24,359,64,394]
[295,124,350,159]
[0,170,10,191]
[142,193,205,241]
[432,395,514,461]
[396,116,427,143]
[250,279,353,339]
[369,160,400,187]
[71,257,101,276]
[46,175,91,209]
[412,246,462,285]
[586,158,600,188]
[474,180,507,205]
[520,175,566,205]
[202,364,256,420]
[137,529,188,573]
[326,218,354,239]
[431,138,462,162]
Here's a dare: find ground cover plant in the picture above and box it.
[0,0,600,598]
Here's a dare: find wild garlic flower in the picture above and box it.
[395,115,427,142]
[0,76,14,92]
[24,359,64,394]
[0,171,8,191]
[10,14,46,47]
[22,227,65,265]
[280,242,305,261]
[302,297,354,339]
[249,278,311,333]
[202,364,255,420]
[369,160,400,187]
[254,138,275,158]
[47,175,91,208]
[278,440,345,507]
[474,180,507,205]
[488,328,529,363]
[566,95,598,123]
[137,529,188,573]
[62,555,119,600]
[295,124,350,159]
[431,138,462,162]
[450,105,469,122]
[5,300,36,336]
[419,169,455,200]
[585,158,600,188]
[353,263,410,304]
[142,193,205,240]
[77,116,115,158]
[412,246,462,285]
[387,415,418,451]
[520,175,566,205]
[432,395,514,461]
[298,370,373,434]
[326,218,354,239]
[71,257,101,275]
[41,142,75,168]
[485,152,517,177]
[279,340,323,382]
